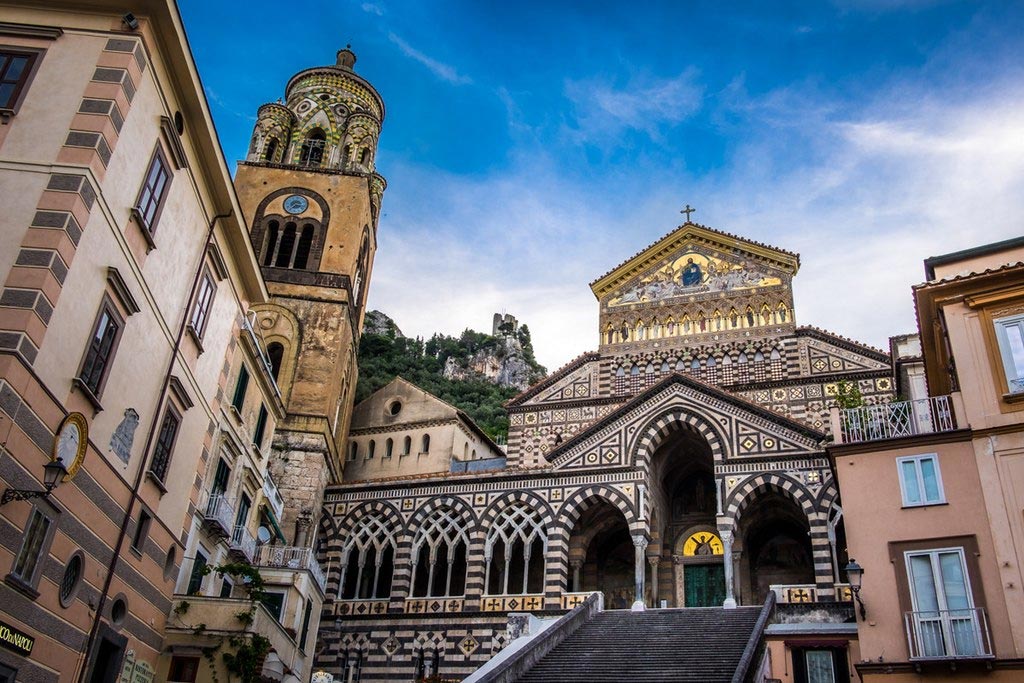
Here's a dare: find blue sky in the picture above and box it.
[180,0,1024,371]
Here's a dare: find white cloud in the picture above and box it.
[387,32,472,85]
[564,68,704,143]
[360,2,384,15]
[367,77,1024,374]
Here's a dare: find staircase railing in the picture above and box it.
[466,592,603,683]
[731,591,776,683]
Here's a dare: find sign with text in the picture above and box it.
[0,621,34,657]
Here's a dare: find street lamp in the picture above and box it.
[844,559,866,621]
[1,457,69,505]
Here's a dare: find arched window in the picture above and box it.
[262,220,280,266]
[485,504,547,595]
[367,440,375,459]
[691,358,700,371]
[754,351,765,363]
[463,443,469,459]
[738,352,748,364]
[360,148,370,166]
[339,514,396,599]
[348,442,358,461]
[411,508,469,598]
[342,144,352,166]
[707,356,717,368]
[403,436,412,455]
[275,223,297,267]
[770,348,782,361]
[267,342,284,381]
[294,224,314,270]
[421,434,430,454]
[264,138,279,163]
[299,129,326,167]
[385,438,393,459]
[630,364,639,377]
[722,355,732,366]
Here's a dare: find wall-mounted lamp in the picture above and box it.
[122,13,139,31]
[844,559,867,621]
[2,457,68,505]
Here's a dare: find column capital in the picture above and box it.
[631,533,649,552]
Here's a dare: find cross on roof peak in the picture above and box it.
[680,204,696,222]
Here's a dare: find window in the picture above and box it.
[994,313,1024,394]
[485,504,547,595]
[348,442,357,461]
[189,271,216,340]
[403,436,412,456]
[905,548,983,658]
[263,138,278,163]
[78,301,123,399]
[254,404,269,449]
[131,510,152,553]
[186,550,208,595]
[294,224,314,269]
[367,440,375,460]
[168,656,199,683]
[211,458,230,495]
[9,507,54,591]
[260,590,286,621]
[133,146,172,233]
[267,342,284,381]
[298,129,326,167]
[0,50,38,112]
[897,454,945,507]
[421,434,430,454]
[299,600,314,652]
[149,407,181,483]
[384,438,393,459]
[231,365,249,413]
[59,552,84,607]
[791,647,849,683]
[339,513,396,599]
[411,508,468,597]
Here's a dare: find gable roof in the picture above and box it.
[590,221,800,300]
[506,351,601,409]
[544,371,826,463]
[795,326,890,362]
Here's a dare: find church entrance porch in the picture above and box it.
[568,499,634,609]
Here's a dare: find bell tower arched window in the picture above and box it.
[262,220,280,266]
[264,138,279,163]
[275,223,297,267]
[267,342,284,381]
[299,129,326,167]
[294,224,314,269]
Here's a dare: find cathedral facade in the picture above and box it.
[316,223,894,680]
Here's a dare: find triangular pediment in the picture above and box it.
[590,222,800,304]
[548,374,824,472]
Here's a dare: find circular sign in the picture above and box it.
[53,412,88,480]
[283,194,309,215]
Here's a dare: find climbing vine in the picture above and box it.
[170,563,273,683]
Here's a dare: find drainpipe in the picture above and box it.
[77,210,233,682]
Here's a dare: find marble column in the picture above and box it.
[632,534,648,610]
[648,557,660,607]
[672,555,685,608]
[721,528,736,609]
[570,559,583,593]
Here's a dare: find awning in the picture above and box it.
[261,505,286,543]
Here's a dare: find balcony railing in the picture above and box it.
[905,608,993,660]
[229,525,257,563]
[263,471,285,520]
[839,395,957,444]
[256,545,327,591]
[202,492,235,537]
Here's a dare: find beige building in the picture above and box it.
[830,236,1024,681]
[345,377,505,482]
[0,1,291,681]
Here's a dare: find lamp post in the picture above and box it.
[1,457,69,505]
[844,559,866,621]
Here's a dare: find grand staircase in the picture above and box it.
[513,606,764,682]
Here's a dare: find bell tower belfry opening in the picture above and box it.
[233,46,386,545]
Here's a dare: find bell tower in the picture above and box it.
[233,46,386,545]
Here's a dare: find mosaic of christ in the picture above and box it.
[608,251,782,307]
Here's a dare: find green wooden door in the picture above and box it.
[684,563,726,607]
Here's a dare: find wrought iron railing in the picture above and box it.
[230,525,257,562]
[256,545,327,591]
[840,396,956,443]
[905,608,993,659]
[202,492,235,535]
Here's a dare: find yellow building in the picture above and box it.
[830,236,1024,681]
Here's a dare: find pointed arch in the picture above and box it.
[724,473,817,523]
[555,485,637,533]
[631,407,727,471]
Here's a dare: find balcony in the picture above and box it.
[263,471,285,520]
[256,545,327,592]
[834,395,960,444]
[229,525,257,563]
[905,608,993,660]
[201,492,235,538]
